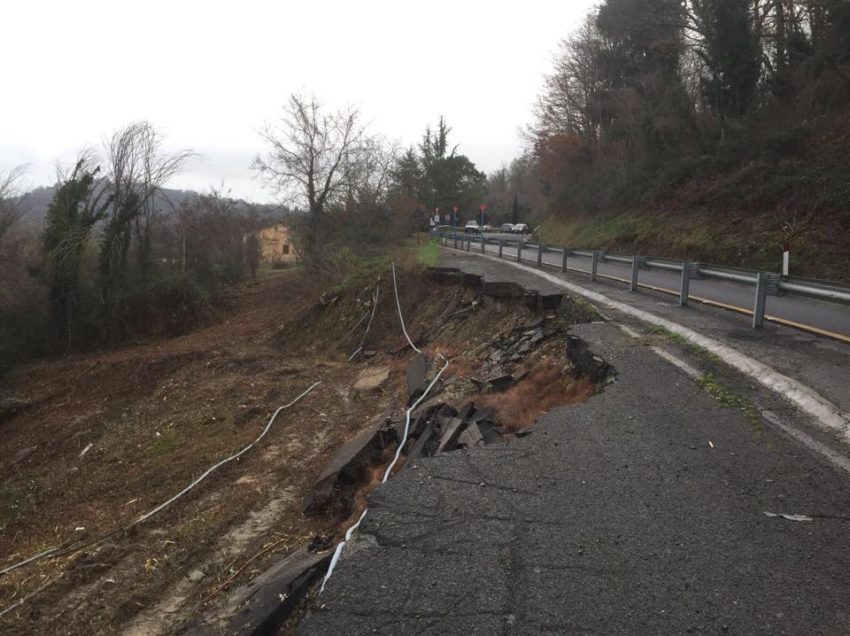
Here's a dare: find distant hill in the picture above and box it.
[19,185,286,224]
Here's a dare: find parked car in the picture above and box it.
[500,223,514,233]
[481,224,493,233]
[464,220,481,234]
[511,223,532,234]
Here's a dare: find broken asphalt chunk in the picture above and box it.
[486,374,514,392]
[437,418,465,452]
[406,353,429,403]
[210,546,331,636]
[302,414,390,515]
[457,423,484,448]
[404,421,436,468]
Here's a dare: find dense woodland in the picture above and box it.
[485,0,850,274]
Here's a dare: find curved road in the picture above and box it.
[449,235,850,342]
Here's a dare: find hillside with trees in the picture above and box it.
[0,124,286,372]
[490,0,850,280]
[1,101,492,373]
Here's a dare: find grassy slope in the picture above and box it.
[539,117,850,282]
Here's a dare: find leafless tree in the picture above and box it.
[253,94,370,261]
[101,121,195,279]
[0,165,27,241]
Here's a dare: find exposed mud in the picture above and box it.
[0,262,605,635]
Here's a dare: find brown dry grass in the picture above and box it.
[0,269,401,635]
[476,355,595,432]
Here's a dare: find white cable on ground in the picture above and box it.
[0,382,321,579]
[135,381,321,524]
[381,356,449,484]
[391,263,421,354]
[349,282,381,361]
[320,263,449,593]
[320,357,449,594]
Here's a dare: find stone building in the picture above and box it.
[255,224,297,265]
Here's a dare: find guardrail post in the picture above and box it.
[679,262,690,306]
[498,240,504,258]
[629,255,640,292]
[591,250,601,281]
[480,236,486,254]
[516,242,523,263]
[561,247,569,273]
[537,243,544,268]
[466,237,471,251]
[453,236,458,250]
[753,272,768,329]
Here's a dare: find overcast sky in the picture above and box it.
[3,0,596,203]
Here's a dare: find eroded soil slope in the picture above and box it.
[0,263,599,635]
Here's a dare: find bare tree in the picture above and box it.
[253,94,370,261]
[101,121,194,281]
[0,165,27,241]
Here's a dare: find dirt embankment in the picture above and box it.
[0,262,601,635]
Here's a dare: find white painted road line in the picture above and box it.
[458,250,850,444]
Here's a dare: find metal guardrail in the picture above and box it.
[438,231,850,330]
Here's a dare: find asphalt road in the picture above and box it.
[302,315,850,634]
[451,235,850,341]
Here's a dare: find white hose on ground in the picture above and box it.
[0,382,321,579]
[349,282,381,362]
[391,263,421,354]
[381,356,449,484]
[319,357,449,594]
[320,262,449,593]
[135,381,321,524]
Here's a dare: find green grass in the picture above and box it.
[648,326,722,365]
[537,210,850,282]
[415,241,441,268]
[698,372,764,435]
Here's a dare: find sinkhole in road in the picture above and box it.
[302,268,615,535]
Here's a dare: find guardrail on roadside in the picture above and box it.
[437,231,850,331]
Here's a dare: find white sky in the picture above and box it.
[2,0,596,203]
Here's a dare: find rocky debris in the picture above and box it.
[483,320,560,366]
[302,413,395,515]
[565,335,614,384]
[482,280,525,300]
[436,418,465,452]
[405,421,436,465]
[425,267,563,311]
[426,267,465,284]
[457,423,483,447]
[352,366,390,392]
[184,546,332,636]
[402,400,505,462]
[406,353,429,402]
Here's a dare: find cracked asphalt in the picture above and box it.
[299,255,850,635]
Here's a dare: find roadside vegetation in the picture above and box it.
[0,136,269,375]
[0,100,491,378]
[481,0,850,280]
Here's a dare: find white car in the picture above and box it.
[511,223,531,234]
[464,221,481,234]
